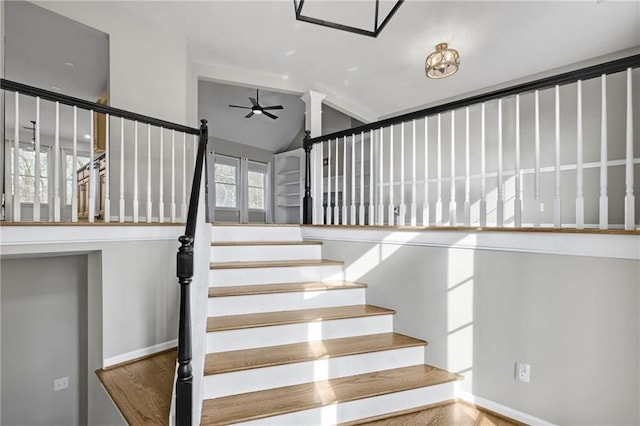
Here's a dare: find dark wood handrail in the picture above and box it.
[1,78,199,135]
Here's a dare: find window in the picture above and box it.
[10,146,48,203]
[248,170,265,210]
[214,162,238,208]
[65,153,90,205]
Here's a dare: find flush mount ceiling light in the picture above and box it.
[293,0,404,38]
[425,43,460,79]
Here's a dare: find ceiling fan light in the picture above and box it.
[425,43,460,79]
[254,109,263,115]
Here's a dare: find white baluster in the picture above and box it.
[12,92,20,222]
[398,123,406,226]
[599,74,608,230]
[450,111,457,226]
[133,121,139,223]
[146,124,152,223]
[53,102,61,222]
[317,142,324,225]
[171,130,176,223]
[181,133,187,220]
[514,96,522,228]
[464,107,471,226]
[435,114,443,226]
[534,92,541,228]
[34,97,40,222]
[554,85,562,228]
[350,134,356,224]
[576,81,584,229]
[411,119,417,226]
[87,108,94,223]
[388,125,395,226]
[104,114,110,223]
[159,128,164,223]
[480,103,487,227]
[423,117,429,226]
[72,106,78,223]
[368,129,375,225]
[342,135,348,224]
[326,139,331,224]
[334,138,339,224]
[119,118,125,222]
[359,131,365,225]
[624,68,635,230]
[497,99,504,227]
[378,127,385,226]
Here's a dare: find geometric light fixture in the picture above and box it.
[293,0,405,38]
[425,43,460,79]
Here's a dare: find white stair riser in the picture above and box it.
[212,226,301,242]
[203,346,425,398]
[207,315,393,353]
[240,382,458,425]
[209,265,344,286]
[208,289,366,316]
[211,244,322,262]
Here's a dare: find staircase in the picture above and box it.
[200,224,462,425]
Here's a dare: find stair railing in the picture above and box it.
[303,54,640,230]
[176,119,208,426]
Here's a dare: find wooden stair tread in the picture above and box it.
[211,240,322,246]
[209,281,367,297]
[201,364,463,425]
[207,305,394,332]
[212,223,299,227]
[204,333,426,375]
[210,259,343,269]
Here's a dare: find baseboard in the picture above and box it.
[103,339,178,368]
[457,391,556,426]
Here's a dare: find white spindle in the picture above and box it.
[464,107,471,226]
[171,130,176,223]
[435,114,443,226]
[71,106,78,223]
[334,138,339,224]
[87,108,94,223]
[534,92,541,228]
[576,81,584,229]
[514,96,522,228]
[624,68,635,230]
[378,128,385,226]
[599,74,608,229]
[34,98,41,222]
[350,134,356,224]
[496,99,504,227]
[12,92,20,221]
[480,103,487,227]
[423,117,429,226]
[411,119,417,226]
[53,102,61,222]
[193,134,197,167]
[342,136,348,224]
[398,123,406,226]
[368,129,374,225]
[327,139,332,224]
[554,85,562,228]
[133,121,139,223]
[449,111,457,226]
[159,128,164,223]
[119,118,125,222]
[388,125,395,226]
[181,133,187,220]
[359,131,365,225]
[104,114,110,223]
[146,124,152,223]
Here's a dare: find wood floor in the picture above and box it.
[98,349,524,426]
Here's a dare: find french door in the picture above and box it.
[210,153,270,223]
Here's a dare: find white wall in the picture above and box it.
[306,227,640,425]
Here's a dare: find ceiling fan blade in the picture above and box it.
[249,97,259,107]
[244,112,254,118]
[263,111,278,120]
[262,105,284,110]
[229,104,251,109]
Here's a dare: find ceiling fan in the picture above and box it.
[229,89,284,120]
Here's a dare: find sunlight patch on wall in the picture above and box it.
[345,244,381,282]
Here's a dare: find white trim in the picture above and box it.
[457,391,556,426]
[103,339,178,368]
[301,227,640,260]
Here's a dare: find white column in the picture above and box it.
[480,104,487,227]
[496,99,504,227]
[464,107,471,227]
[359,131,365,225]
[104,114,110,222]
[398,123,406,225]
[327,139,332,224]
[133,121,139,222]
[449,111,457,226]
[553,85,562,228]
[423,117,429,226]
[334,138,339,224]
[342,135,347,224]
[534,91,541,228]
[388,125,395,225]
[624,68,635,230]
[71,106,78,223]
[368,129,374,225]
[410,119,417,226]
[301,90,326,224]
[53,102,61,222]
[119,118,125,222]
[599,74,608,230]
[12,92,20,222]
[576,81,584,229]
[158,128,164,223]
[34,98,41,222]
[514,96,522,228]
[146,124,152,223]
[378,128,385,225]
[171,130,176,223]
[350,133,357,224]
[88,108,95,223]
[435,114,443,226]
[181,132,187,220]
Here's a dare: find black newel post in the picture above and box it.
[302,130,313,224]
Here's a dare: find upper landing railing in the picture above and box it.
[303,54,640,230]
[1,78,200,224]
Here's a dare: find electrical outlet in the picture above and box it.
[515,361,531,383]
[540,202,545,212]
[54,376,69,391]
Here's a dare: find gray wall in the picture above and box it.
[318,238,640,425]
